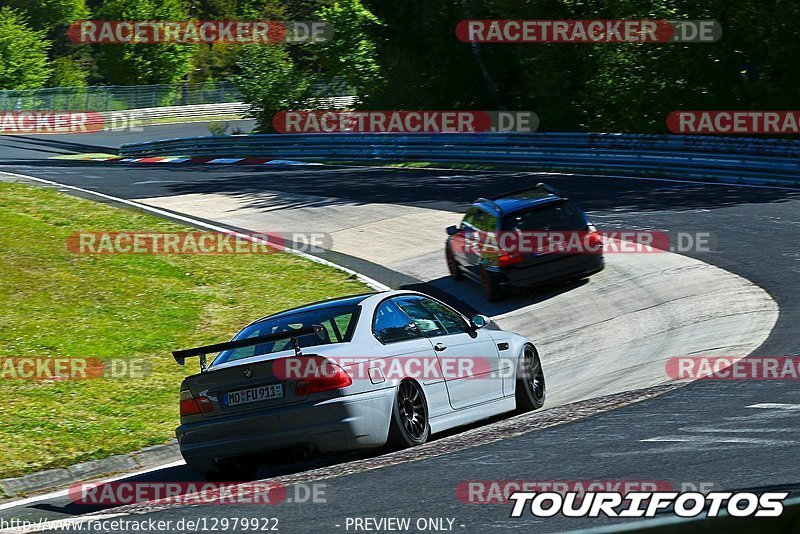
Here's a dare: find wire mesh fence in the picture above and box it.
[0,78,359,113]
[0,82,243,112]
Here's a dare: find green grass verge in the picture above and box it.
[0,183,369,479]
[138,114,248,127]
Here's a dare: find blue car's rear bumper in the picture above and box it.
[490,253,605,288]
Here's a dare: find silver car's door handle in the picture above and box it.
[434,342,447,352]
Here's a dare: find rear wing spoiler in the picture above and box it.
[172,324,327,371]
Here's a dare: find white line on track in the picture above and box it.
[747,403,800,409]
[640,436,792,444]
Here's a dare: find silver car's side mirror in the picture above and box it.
[470,314,490,330]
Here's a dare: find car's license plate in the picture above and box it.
[226,383,284,406]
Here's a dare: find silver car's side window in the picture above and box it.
[418,298,470,335]
[394,296,469,337]
[373,299,422,344]
[393,296,446,337]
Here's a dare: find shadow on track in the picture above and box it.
[2,160,797,215]
[0,135,117,155]
[405,276,590,318]
[129,166,800,214]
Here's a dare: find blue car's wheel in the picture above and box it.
[446,245,464,280]
[481,268,504,302]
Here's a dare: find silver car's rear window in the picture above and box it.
[211,305,360,366]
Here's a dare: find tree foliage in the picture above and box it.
[4,0,89,33]
[316,0,381,96]
[93,0,196,85]
[4,0,800,134]
[361,0,800,132]
[233,44,310,128]
[0,8,53,90]
[48,56,90,87]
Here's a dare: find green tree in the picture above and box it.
[190,44,239,84]
[359,0,800,132]
[6,0,93,89]
[93,0,196,85]
[5,0,89,34]
[48,57,89,87]
[360,0,487,109]
[316,0,381,97]
[0,8,53,90]
[233,44,310,131]
[189,0,286,84]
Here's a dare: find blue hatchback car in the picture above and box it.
[445,184,604,301]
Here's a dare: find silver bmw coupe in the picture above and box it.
[173,290,545,479]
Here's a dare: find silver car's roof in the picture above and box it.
[243,290,425,328]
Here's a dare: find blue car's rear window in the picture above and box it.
[504,201,587,231]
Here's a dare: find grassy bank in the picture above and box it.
[0,183,368,478]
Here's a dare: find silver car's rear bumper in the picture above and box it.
[176,388,393,472]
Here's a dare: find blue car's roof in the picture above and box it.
[474,184,567,217]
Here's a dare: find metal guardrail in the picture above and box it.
[119,132,800,186]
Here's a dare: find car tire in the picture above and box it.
[481,268,504,302]
[388,380,430,448]
[515,344,546,412]
[445,245,464,280]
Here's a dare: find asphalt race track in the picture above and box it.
[1,124,799,533]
